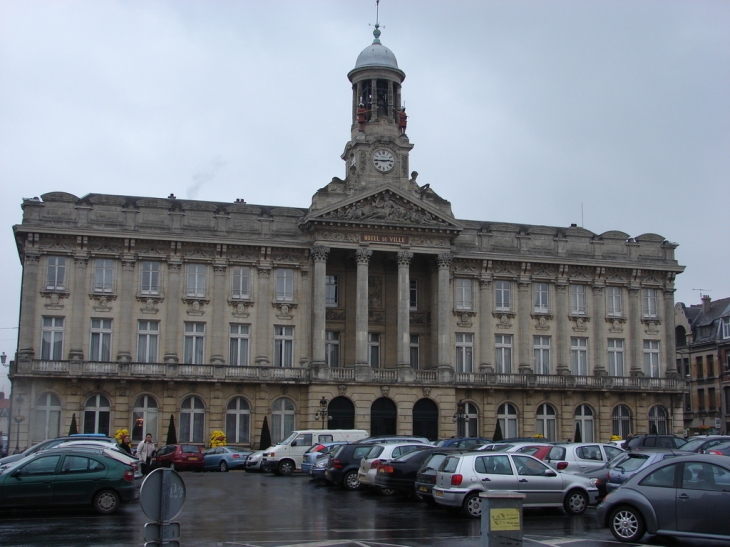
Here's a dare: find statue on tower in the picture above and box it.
[398,107,407,135]
[357,102,368,132]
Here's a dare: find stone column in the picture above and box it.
[311,246,330,365]
[210,264,227,364]
[116,259,136,362]
[555,283,569,374]
[163,261,181,363]
[663,288,678,376]
[592,285,606,375]
[397,250,413,366]
[517,281,531,373]
[17,255,40,361]
[254,266,271,366]
[355,248,372,366]
[437,253,453,368]
[628,288,642,376]
[68,257,89,360]
[478,278,493,372]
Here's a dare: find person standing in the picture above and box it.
[137,433,156,474]
[119,434,133,455]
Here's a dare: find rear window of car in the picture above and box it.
[547,446,566,460]
[440,456,460,473]
[422,453,448,471]
[366,446,384,459]
[182,445,199,453]
[618,454,649,471]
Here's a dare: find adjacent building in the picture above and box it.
[8,28,687,452]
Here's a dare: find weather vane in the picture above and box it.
[369,0,385,42]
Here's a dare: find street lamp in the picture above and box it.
[14,395,25,454]
[452,400,467,437]
[314,397,331,429]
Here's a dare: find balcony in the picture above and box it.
[13,359,688,393]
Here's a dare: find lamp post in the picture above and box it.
[14,395,25,454]
[314,397,330,430]
[452,399,467,437]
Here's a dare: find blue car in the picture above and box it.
[301,442,349,473]
[203,447,252,472]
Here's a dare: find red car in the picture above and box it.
[152,444,204,471]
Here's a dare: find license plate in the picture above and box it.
[189,457,198,461]
[434,490,443,497]
[419,486,428,492]
[359,473,366,480]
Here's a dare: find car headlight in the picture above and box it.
[590,478,598,487]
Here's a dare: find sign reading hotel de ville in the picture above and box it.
[360,234,410,244]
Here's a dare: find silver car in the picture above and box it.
[543,443,625,474]
[432,452,599,518]
[358,442,428,493]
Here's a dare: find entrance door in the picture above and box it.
[370,398,397,436]
[413,398,438,441]
[328,396,355,430]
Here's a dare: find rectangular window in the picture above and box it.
[698,389,705,411]
[643,340,660,377]
[570,285,586,315]
[325,331,339,367]
[494,334,512,374]
[325,275,338,307]
[607,339,625,376]
[41,317,64,360]
[696,356,703,378]
[533,283,549,312]
[137,320,159,363]
[456,278,473,310]
[231,266,251,299]
[723,317,730,339]
[495,281,511,311]
[456,333,474,373]
[709,388,716,410]
[606,286,622,317]
[409,280,417,310]
[274,326,294,367]
[186,264,206,297]
[684,393,692,412]
[184,322,206,364]
[89,319,113,361]
[229,324,250,366]
[141,261,160,295]
[533,336,550,374]
[46,256,66,290]
[276,268,294,301]
[571,337,588,375]
[707,355,714,377]
[94,259,114,293]
[368,333,380,368]
[409,334,419,369]
[642,288,658,318]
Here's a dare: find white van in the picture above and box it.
[261,429,368,475]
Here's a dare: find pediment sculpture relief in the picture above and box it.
[321,192,449,226]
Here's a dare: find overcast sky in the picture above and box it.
[1,0,728,390]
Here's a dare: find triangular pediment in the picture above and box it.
[300,184,462,232]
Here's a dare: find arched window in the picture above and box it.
[132,395,158,443]
[612,404,632,439]
[271,398,295,444]
[574,404,595,442]
[179,396,205,443]
[413,398,439,441]
[497,403,518,439]
[648,406,668,435]
[83,394,110,436]
[535,404,557,441]
[464,402,479,437]
[328,396,355,430]
[370,398,397,436]
[226,397,251,444]
[33,392,62,442]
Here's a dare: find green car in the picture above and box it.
[0,447,139,514]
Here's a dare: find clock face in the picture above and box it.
[372,149,395,172]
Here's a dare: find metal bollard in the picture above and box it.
[480,491,525,547]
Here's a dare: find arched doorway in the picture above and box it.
[371,398,397,436]
[413,399,438,441]
[328,396,355,429]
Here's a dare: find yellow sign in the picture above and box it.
[490,508,521,531]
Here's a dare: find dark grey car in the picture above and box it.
[606,449,690,493]
[596,454,730,542]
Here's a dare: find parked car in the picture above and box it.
[309,454,331,482]
[576,451,641,502]
[203,446,252,472]
[373,447,444,497]
[358,435,431,445]
[514,444,555,461]
[301,442,348,473]
[151,444,204,471]
[476,441,551,453]
[244,450,266,472]
[432,452,599,518]
[52,440,143,481]
[434,437,491,448]
[0,446,138,514]
[707,441,730,456]
[414,449,465,503]
[596,454,730,542]
[622,434,686,451]
[606,449,691,493]
[678,435,730,454]
[324,443,378,490]
[0,434,115,467]
[542,443,625,474]
[358,443,431,493]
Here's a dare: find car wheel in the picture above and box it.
[342,470,361,491]
[564,489,588,515]
[609,505,646,543]
[219,461,229,472]
[93,489,120,515]
[278,460,294,476]
[462,492,482,519]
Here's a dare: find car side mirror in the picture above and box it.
[544,470,557,477]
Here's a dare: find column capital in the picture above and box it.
[396,250,413,267]
[436,253,452,269]
[311,245,330,263]
[355,248,373,265]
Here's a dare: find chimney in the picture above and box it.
[702,294,711,314]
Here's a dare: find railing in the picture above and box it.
[19,360,688,392]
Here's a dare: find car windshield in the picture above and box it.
[616,454,649,472]
[278,432,299,445]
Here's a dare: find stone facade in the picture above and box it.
[8,29,687,451]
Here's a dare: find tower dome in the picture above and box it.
[352,25,401,72]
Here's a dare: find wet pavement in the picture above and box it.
[0,471,728,547]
